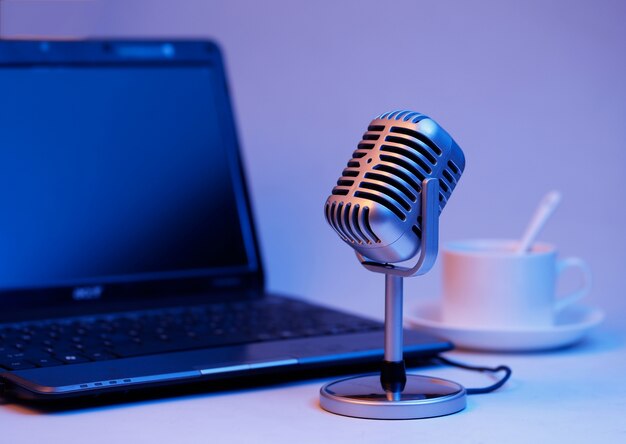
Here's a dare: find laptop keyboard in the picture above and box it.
[0,298,383,371]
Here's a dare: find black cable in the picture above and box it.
[432,355,512,395]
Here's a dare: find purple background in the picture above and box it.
[2,0,625,327]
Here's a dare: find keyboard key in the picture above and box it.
[114,342,172,358]
[33,357,63,367]
[57,354,91,364]
[1,360,37,371]
[1,350,50,361]
[1,352,27,361]
[85,351,116,361]
[254,332,278,341]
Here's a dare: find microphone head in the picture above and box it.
[324,110,465,263]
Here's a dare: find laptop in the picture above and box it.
[0,40,451,402]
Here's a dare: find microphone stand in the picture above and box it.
[382,274,405,400]
[319,179,467,419]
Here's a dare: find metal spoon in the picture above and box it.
[516,190,562,254]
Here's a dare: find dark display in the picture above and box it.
[0,65,252,289]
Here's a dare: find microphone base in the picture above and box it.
[319,374,466,420]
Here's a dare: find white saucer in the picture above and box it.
[406,302,604,352]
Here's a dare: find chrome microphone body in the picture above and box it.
[324,110,465,264]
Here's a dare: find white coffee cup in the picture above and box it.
[441,239,592,329]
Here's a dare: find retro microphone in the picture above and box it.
[319,110,467,420]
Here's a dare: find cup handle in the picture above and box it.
[554,257,592,312]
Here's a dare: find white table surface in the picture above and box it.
[2,312,624,444]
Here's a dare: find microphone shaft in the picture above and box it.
[384,274,404,362]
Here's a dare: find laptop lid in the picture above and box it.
[0,40,265,322]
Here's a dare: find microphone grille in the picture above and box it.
[325,110,465,263]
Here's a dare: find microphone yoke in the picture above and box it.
[324,110,465,264]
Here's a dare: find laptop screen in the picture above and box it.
[0,43,259,301]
